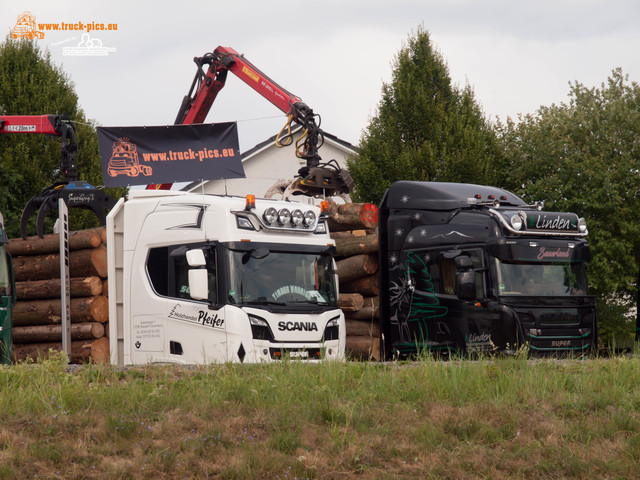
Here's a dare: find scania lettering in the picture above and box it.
[107,190,345,365]
[379,181,596,358]
[278,321,319,332]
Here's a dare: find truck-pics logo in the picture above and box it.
[97,123,244,187]
[62,33,117,57]
[11,12,45,40]
[10,11,118,40]
[107,138,153,178]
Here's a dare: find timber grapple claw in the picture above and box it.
[20,181,115,239]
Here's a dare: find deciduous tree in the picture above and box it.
[497,69,640,345]
[0,36,123,238]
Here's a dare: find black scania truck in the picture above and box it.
[379,181,596,358]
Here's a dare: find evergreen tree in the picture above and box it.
[497,69,640,345]
[0,36,124,238]
[347,26,503,204]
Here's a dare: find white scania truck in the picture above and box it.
[107,190,345,365]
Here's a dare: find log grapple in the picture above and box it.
[0,114,115,238]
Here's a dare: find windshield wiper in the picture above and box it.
[286,298,328,305]
[244,299,287,306]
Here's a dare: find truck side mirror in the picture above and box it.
[188,270,208,301]
[456,271,476,301]
[186,249,206,267]
[242,247,269,264]
[186,249,208,300]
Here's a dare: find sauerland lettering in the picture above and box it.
[537,247,571,260]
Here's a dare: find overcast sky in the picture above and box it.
[5,0,640,153]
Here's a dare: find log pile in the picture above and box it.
[7,228,110,364]
[329,202,381,361]
[6,204,383,364]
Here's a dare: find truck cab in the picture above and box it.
[107,190,345,365]
[379,181,596,358]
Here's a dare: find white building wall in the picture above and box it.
[186,131,355,203]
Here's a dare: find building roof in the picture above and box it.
[181,128,358,192]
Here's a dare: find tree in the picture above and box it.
[347,26,504,204]
[0,36,124,238]
[497,69,640,345]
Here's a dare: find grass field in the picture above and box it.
[1,352,640,479]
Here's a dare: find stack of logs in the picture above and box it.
[7,228,110,363]
[6,205,382,364]
[328,202,381,360]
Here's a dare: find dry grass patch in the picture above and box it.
[1,354,640,478]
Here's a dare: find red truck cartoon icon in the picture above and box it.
[11,12,45,40]
[107,139,153,178]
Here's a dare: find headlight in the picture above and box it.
[236,216,254,231]
[278,208,291,225]
[315,222,327,234]
[303,210,316,227]
[291,209,304,226]
[249,316,269,327]
[510,214,523,231]
[263,207,278,225]
[326,318,340,328]
[323,316,340,341]
[578,217,587,233]
[249,315,273,341]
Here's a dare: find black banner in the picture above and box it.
[97,123,245,187]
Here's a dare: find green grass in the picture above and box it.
[1,352,640,479]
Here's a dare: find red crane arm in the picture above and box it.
[0,114,77,179]
[0,114,61,135]
[0,114,115,238]
[176,46,306,125]
[151,46,353,195]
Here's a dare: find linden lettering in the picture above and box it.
[535,214,572,230]
[468,332,491,343]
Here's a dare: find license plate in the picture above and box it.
[288,351,309,359]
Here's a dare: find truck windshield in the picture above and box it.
[226,249,338,307]
[495,259,588,296]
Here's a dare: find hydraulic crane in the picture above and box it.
[0,114,116,238]
[150,46,353,196]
